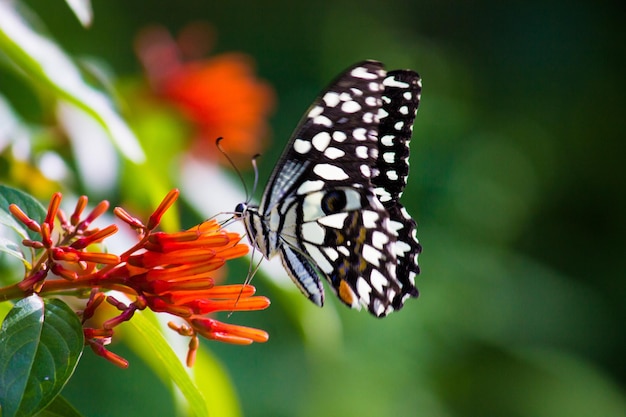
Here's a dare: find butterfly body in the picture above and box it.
[236,61,422,317]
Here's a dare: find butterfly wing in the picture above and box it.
[256,61,421,317]
[373,70,423,309]
[260,61,386,211]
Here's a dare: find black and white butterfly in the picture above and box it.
[235,60,422,317]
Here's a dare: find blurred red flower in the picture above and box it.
[135,24,275,162]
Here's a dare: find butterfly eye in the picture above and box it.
[234,202,246,217]
[321,190,347,215]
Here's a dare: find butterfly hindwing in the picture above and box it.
[240,60,421,317]
[296,186,399,316]
[374,69,423,307]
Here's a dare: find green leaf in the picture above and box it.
[124,311,210,417]
[0,185,47,242]
[0,236,27,266]
[34,395,85,417]
[63,0,93,28]
[0,185,47,268]
[0,296,84,417]
[192,345,243,417]
[0,3,144,163]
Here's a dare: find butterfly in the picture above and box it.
[235,60,422,317]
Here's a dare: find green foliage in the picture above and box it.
[0,2,143,164]
[0,185,47,269]
[123,311,210,417]
[0,296,83,417]
[34,395,84,417]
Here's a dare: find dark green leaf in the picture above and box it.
[0,185,47,242]
[0,296,84,417]
[0,237,26,265]
[0,185,47,268]
[34,395,85,417]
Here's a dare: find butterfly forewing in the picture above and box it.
[260,61,386,212]
[242,60,421,317]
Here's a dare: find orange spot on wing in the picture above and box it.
[338,279,355,306]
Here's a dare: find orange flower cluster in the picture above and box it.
[136,24,275,162]
[7,189,269,368]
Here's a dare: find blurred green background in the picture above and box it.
[1,0,624,416]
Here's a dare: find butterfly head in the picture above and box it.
[234,202,247,218]
[234,201,272,258]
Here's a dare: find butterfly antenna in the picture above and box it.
[216,137,249,201]
[249,154,261,204]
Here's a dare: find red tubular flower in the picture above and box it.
[44,192,62,230]
[9,204,41,233]
[6,189,270,368]
[191,316,270,345]
[135,24,275,162]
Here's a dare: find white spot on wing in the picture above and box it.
[302,222,325,244]
[324,147,345,159]
[313,163,349,180]
[362,244,381,267]
[368,82,381,92]
[350,87,363,96]
[318,212,349,229]
[383,152,395,163]
[314,115,333,127]
[351,66,378,80]
[308,106,323,118]
[297,179,324,195]
[389,220,404,232]
[365,96,378,106]
[356,277,371,304]
[312,131,331,151]
[341,101,361,113]
[362,112,376,124]
[369,268,389,293]
[333,131,347,142]
[356,145,368,159]
[362,210,379,228]
[294,139,311,154]
[324,247,339,261]
[339,92,352,101]
[375,187,392,202]
[381,135,394,146]
[394,240,412,256]
[353,128,367,140]
[323,92,340,107]
[383,76,410,88]
[371,230,389,249]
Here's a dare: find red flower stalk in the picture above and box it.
[4,189,270,368]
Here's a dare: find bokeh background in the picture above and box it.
[1,1,624,416]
